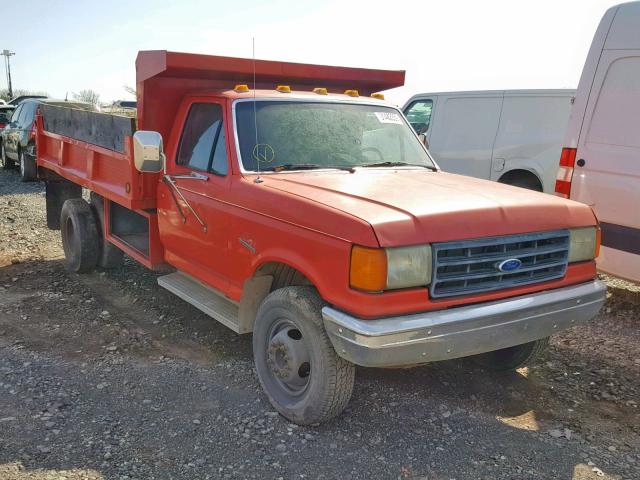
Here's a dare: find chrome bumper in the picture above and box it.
[322,280,606,368]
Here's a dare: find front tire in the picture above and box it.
[253,286,355,425]
[472,337,550,371]
[19,150,37,182]
[60,199,99,273]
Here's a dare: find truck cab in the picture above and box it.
[36,51,606,425]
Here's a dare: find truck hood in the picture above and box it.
[262,169,596,246]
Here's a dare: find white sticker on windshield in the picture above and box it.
[374,112,403,125]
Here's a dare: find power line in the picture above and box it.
[1,50,15,99]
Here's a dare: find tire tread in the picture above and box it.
[254,286,355,425]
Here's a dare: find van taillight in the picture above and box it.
[29,122,37,141]
[555,147,577,198]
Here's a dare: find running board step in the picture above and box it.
[158,272,240,333]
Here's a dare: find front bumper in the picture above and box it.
[322,280,606,367]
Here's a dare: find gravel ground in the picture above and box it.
[0,167,638,480]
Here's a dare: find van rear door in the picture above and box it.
[571,5,640,278]
[427,93,503,180]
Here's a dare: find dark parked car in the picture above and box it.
[0,105,16,129]
[7,95,47,106]
[0,99,96,181]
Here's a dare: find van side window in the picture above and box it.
[404,100,433,133]
[587,56,640,148]
[176,103,228,175]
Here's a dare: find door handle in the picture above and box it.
[576,159,586,167]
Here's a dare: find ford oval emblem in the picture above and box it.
[497,258,523,272]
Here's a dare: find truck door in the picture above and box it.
[157,99,233,293]
[427,94,503,180]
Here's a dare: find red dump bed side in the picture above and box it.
[35,105,158,210]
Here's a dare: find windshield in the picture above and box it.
[234,100,436,171]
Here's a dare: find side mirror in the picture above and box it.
[133,131,165,173]
[418,133,429,150]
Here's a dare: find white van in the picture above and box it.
[556,1,640,283]
[403,90,575,192]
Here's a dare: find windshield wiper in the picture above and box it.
[269,164,355,173]
[359,161,437,171]
[270,163,322,171]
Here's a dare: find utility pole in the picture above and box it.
[2,50,15,99]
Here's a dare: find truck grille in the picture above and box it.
[430,230,570,299]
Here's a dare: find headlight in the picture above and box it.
[568,226,600,263]
[350,244,432,292]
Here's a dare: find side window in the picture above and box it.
[10,105,22,124]
[176,103,228,174]
[210,125,228,175]
[404,99,433,133]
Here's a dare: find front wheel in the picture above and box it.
[19,150,37,182]
[253,286,355,425]
[472,337,550,371]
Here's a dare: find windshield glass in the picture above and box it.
[235,100,435,171]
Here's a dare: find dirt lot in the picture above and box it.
[0,167,639,480]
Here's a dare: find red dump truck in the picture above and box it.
[35,50,605,425]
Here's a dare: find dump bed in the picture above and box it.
[36,104,158,210]
[37,50,405,210]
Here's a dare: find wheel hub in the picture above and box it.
[266,326,310,392]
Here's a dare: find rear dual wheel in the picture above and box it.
[60,199,100,273]
[253,286,355,425]
[90,192,124,269]
[60,196,124,273]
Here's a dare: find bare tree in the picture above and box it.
[72,89,100,106]
[123,85,136,98]
[0,88,48,102]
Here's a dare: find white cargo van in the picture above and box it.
[403,90,575,192]
[556,1,640,283]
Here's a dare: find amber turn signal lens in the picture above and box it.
[595,225,602,258]
[350,246,387,292]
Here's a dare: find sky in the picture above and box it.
[2,0,623,106]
